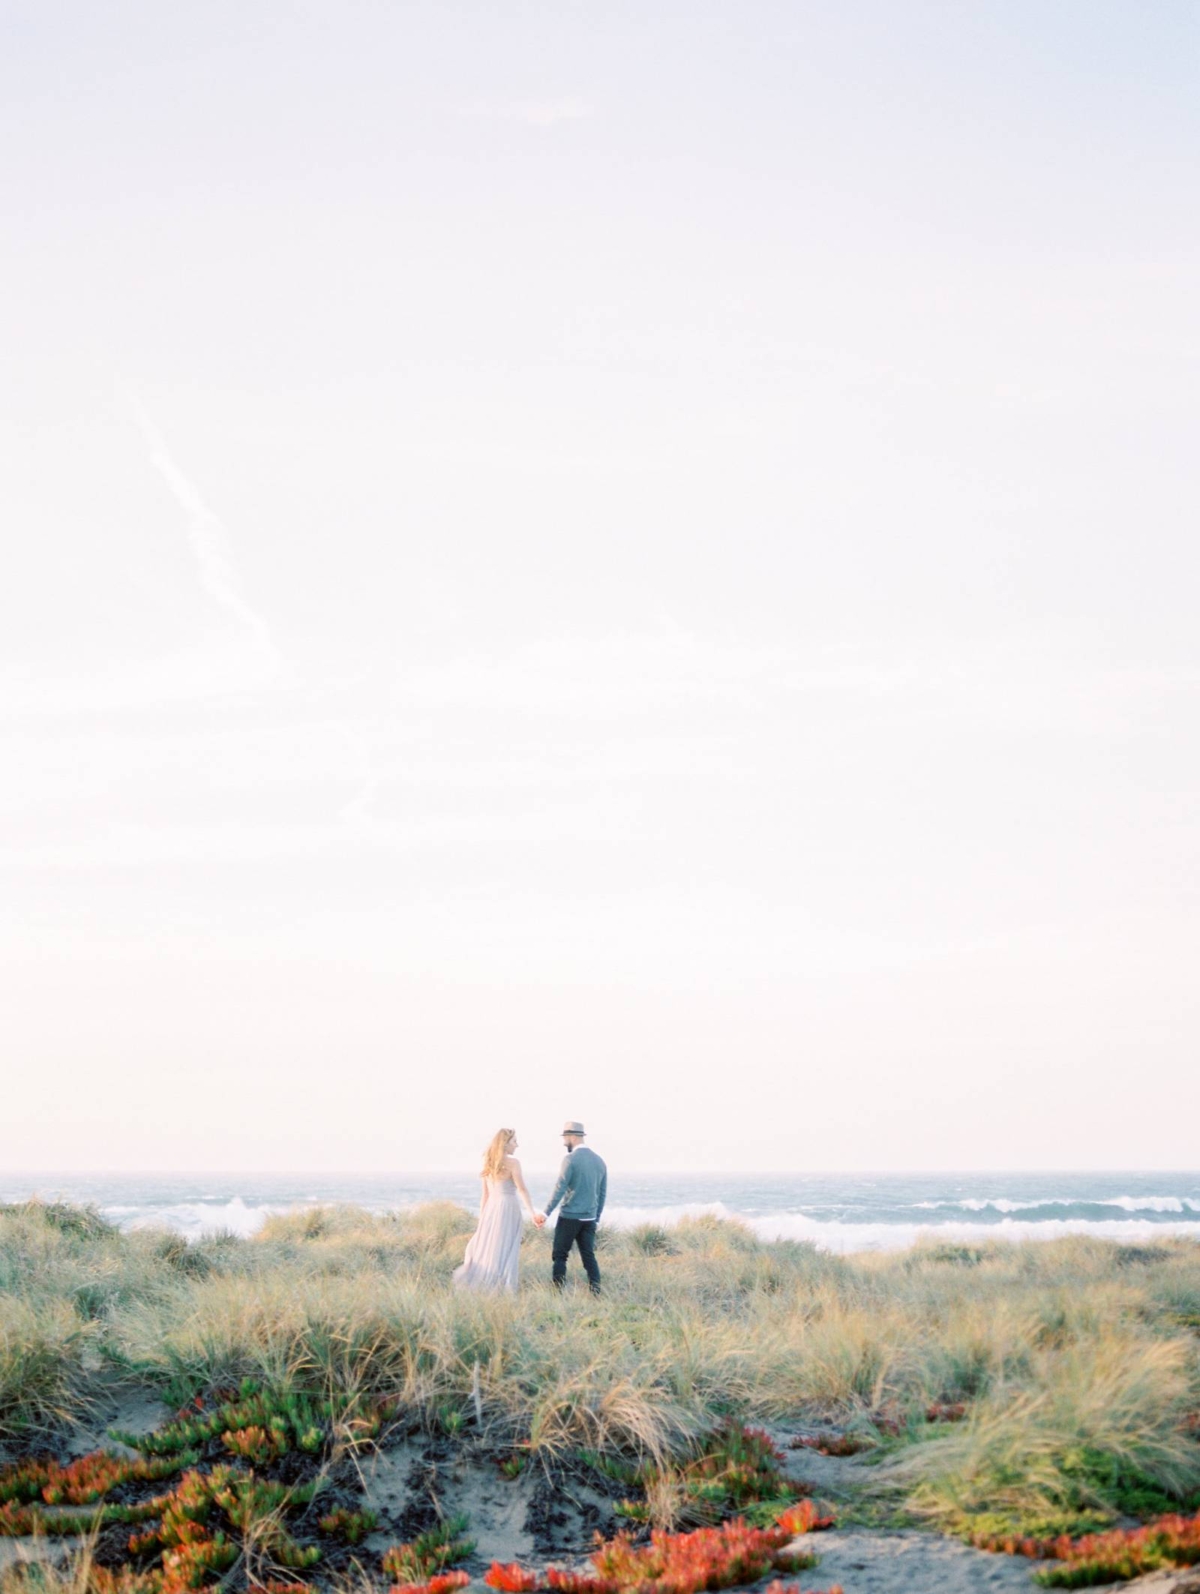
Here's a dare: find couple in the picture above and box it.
[452,1120,607,1296]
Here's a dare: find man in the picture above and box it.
[541,1119,606,1294]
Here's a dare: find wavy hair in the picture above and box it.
[481,1128,516,1179]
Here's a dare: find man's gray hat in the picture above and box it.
[562,1120,586,1136]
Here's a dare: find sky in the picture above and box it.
[2,1,1197,1174]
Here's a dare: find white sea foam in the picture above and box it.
[598,1201,736,1229]
[70,1181,1200,1252]
[116,1193,446,1240]
[601,1206,1200,1254]
[753,1214,1200,1253]
[125,1196,285,1239]
[912,1195,1196,1215]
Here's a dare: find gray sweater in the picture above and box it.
[545,1145,607,1222]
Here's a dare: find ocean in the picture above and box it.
[4,1170,1199,1254]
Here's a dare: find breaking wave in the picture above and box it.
[910,1195,1200,1220]
[5,1172,1197,1254]
[600,1203,1200,1254]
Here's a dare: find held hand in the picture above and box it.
[533,1212,546,1228]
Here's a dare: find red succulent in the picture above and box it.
[484,1563,541,1591]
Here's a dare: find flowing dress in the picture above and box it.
[452,1176,524,1293]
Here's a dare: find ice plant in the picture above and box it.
[925,1401,967,1423]
[0,1450,192,1515]
[546,1576,610,1594]
[0,1458,56,1506]
[788,1434,871,1458]
[770,1550,820,1576]
[389,1574,471,1594]
[613,1499,651,1524]
[160,1533,240,1588]
[121,1463,320,1594]
[484,1563,542,1591]
[688,1424,790,1506]
[89,1570,165,1594]
[223,1425,288,1463]
[318,1506,378,1544]
[0,1494,166,1539]
[776,1501,835,1535]
[382,1516,475,1585]
[113,1380,368,1463]
[42,1450,193,1505]
[974,1509,1200,1586]
[578,1452,640,1487]
[623,1422,805,1529]
[968,1511,1198,1587]
[547,1516,825,1594]
[0,1500,104,1537]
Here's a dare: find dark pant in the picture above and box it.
[552,1217,601,1293]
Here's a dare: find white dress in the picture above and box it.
[452,1176,524,1293]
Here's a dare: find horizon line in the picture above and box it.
[5,1167,1199,1179]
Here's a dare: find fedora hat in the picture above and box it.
[561,1120,586,1137]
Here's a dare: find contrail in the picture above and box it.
[131,400,281,672]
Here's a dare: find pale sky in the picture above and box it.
[3,1,1197,1174]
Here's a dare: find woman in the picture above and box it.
[452,1128,544,1293]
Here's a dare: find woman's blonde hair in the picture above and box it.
[481,1128,516,1178]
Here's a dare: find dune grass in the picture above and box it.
[1,1199,1198,1551]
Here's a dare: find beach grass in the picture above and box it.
[1,1200,1198,1552]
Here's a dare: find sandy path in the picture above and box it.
[804,1526,1039,1590]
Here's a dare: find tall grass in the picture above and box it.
[897,1333,1200,1535]
[0,1546,95,1594]
[2,1201,1198,1537]
[0,1295,96,1440]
